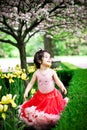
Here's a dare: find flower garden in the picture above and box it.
[0,64,36,130]
[0,63,87,130]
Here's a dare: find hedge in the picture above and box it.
[52,68,87,130]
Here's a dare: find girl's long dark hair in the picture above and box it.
[34,49,49,69]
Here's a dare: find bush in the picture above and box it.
[52,69,87,130]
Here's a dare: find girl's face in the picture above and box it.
[41,52,52,67]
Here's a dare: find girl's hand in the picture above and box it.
[61,87,67,95]
[24,92,28,101]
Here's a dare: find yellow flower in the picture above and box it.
[3,105,8,112]
[9,78,14,83]
[1,74,7,78]
[1,94,12,104]
[1,96,7,104]
[10,101,17,108]
[11,95,17,108]
[13,95,17,101]
[28,66,36,73]
[21,73,27,80]
[15,64,20,70]
[6,94,12,99]
[2,113,6,120]
[0,92,17,120]
[31,88,36,95]
[0,94,17,108]
[0,104,3,112]
[0,86,2,91]
[14,70,22,78]
[6,73,14,79]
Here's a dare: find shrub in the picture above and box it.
[52,69,87,130]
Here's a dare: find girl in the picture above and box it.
[18,49,69,130]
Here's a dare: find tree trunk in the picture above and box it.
[18,43,28,87]
[18,44,27,71]
[43,34,55,57]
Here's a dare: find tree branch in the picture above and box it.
[0,39,17,47]
[22,18,44,41]
[29,30,40,39]
[0,27,14,36]
[2,16,18,40]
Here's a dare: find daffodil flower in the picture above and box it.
[1,94,12,104]
[15,64,20,70]
[0,94,17,108]
[2,113,6,120]
[10,101,17,108]
[28,66,36,73]
[1,74,7,78]
[3,105,8,112]
[0,104,3,112]
[0,83,17,120]
[9,78,14,83]
[0,86,2,91]
[31,88,36,95]
[21,73,27,80]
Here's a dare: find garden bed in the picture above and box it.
[0,64,87,130]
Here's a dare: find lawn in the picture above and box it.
[52,68,87,130]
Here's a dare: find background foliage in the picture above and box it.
[0,31,87,58]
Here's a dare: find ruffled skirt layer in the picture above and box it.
[18,89,68,129]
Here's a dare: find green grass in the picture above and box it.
[61,62,79,69]
[52,69,87,130]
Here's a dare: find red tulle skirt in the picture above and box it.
[18,88,68,129]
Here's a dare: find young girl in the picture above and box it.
[18,49,69,130]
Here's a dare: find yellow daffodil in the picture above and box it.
[3,105,8,112]
[10,95,17,108]
[6,94,12,99]
[15,64,20,70]
[0,86,2,91]
[28,66,36,73]
[9,78,14,83]
[21,73,27,80]
[14,70,22,78]
[0,83,17,120]
[13,95,17,101]
[0,94,17,107]
[1,96,7,104]
[10,101,17,108]
[1,74,7,78]
[6,73,14,79]
[0,104,3,112]
[31,88,36,95]
[2,113,6,120]
[22,69,26,72]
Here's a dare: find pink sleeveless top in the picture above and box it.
[36,69,55,93]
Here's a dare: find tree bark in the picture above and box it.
[18,42,28,87]
[18,43,27,71]
[43,34,56,57]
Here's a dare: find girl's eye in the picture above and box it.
[44,56,47,58]
[45,56,48,58]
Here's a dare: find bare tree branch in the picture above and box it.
[0,39,17,47]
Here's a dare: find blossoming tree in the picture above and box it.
[0,0,87,75]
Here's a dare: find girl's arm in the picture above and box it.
[53,70,67,95]
[24,72,37,100]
